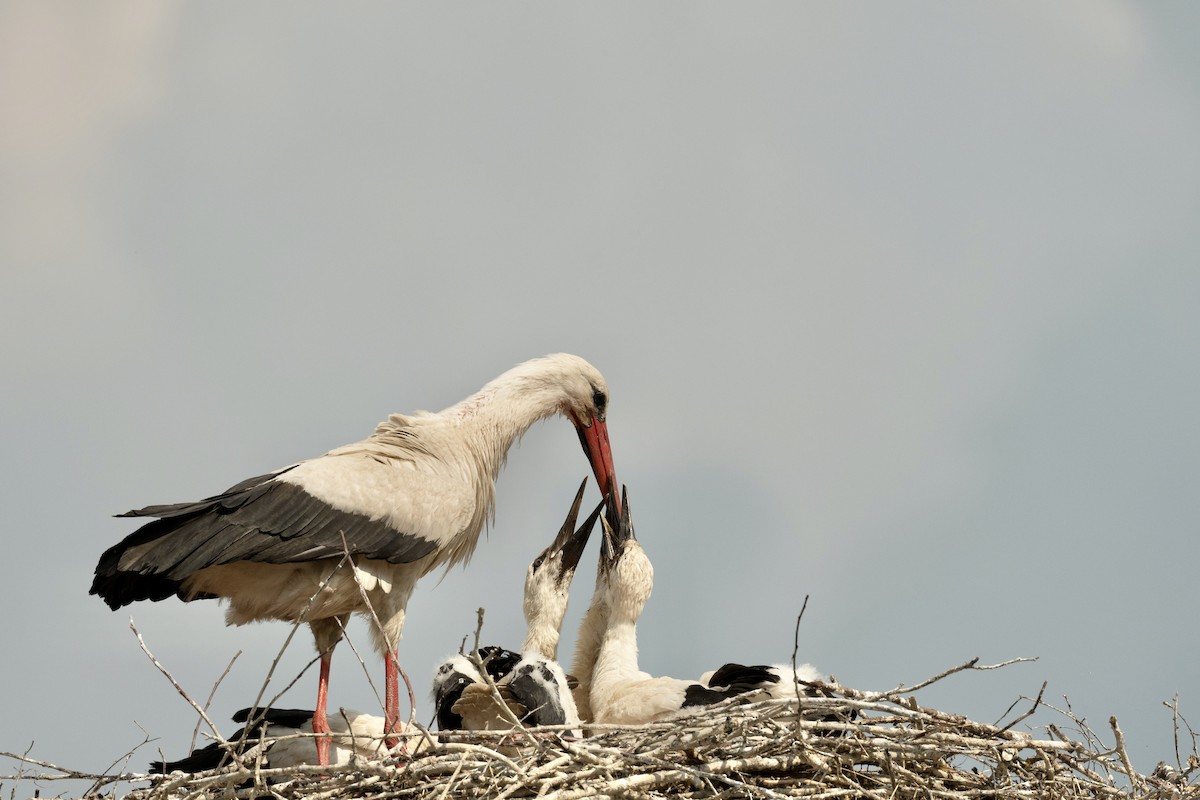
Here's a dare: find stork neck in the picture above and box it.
[523,574,571,660]
[594,618,641,685]
[521,620,561,661]
[447,371,569,481]
[569,594,609,722]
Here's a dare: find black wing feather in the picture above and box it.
[232,707,315,727]
[682,683,756,708]
[92,475,439,610]
[148,740,233,774]
[120,468,299,519]
[705,663,780,691]
[149,707,315,774]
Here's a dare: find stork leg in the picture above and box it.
[384,648,400,749]
[375,590,411,751]
[308,616,346,768]
[314,649,333,766]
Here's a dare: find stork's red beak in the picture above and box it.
[576,416,618,515]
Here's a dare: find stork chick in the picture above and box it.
[149,706,426,773]
[589,489,825,726]
[434,480,602,736]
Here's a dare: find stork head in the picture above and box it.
[431,654,481,731]
[599,486,652,618]
[527,478,603,589]
[430,646,522,731]
[483,353,617,508]
[523,479,603,656]
[552,357,617,512]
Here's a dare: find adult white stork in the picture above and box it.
[588,490,825,726]
[433,479,601,736]
[91,353,619,765]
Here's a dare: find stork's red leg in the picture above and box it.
[384,649,400,749]
[314,651,333,766]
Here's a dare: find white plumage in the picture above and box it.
[93,354,618,764]
[433,481,602,737]
[588,491,825,726]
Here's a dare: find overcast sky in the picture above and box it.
[2,2,1198,791]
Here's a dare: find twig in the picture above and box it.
[1162,692,1200,774]
[872,656,1037,699]
[335,614,386,713]
[86,724,156,796]
[0,751,140,784]
[998,680,1047,734]
[241,554,350,732]
[340,532,416,727]
[1109,715,1143,791]
[469,607,541,748]
[130,619,224,743]
[5,742,33,800]
[190,650,241,753]
[400,661,418,728]
[1170,693,1182,772]
[790,595,810,708]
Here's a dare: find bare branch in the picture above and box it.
[340,532,415,726]
[789,595,810,709]
[129,619,224,743]
[468,607,540,749]
[190,650,241,754]
[997,680,1047,734]
[241,554,351,731]
[870,655,1038,699]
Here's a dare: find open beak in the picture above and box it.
[617,486,633,541]
[549,478,589,553]
[600,485,633,567]
[575,416,618,517]
[560,499,603,577]
[549,478,603,578]
[600,515,615,566]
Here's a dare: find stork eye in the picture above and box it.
[591,387,607,414]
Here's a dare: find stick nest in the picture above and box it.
[114,677,1199,800]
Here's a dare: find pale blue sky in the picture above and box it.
[2,2,1198,790]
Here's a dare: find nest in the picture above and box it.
[5,658,1197,800]
[10,658,1175,800]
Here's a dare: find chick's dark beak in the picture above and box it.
[559,499,603,578]
[549,478,588,554]
[599,485,634,567]
[538,478,603,580]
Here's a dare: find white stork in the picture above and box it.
[567,554,610,723]
[588,490,825,726]
[91,353,619,765]
[148,706,424,773]
[431,647,522,732]
[433,479,601,736]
